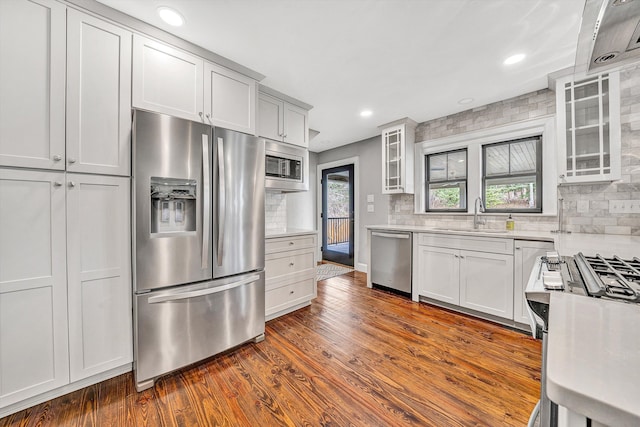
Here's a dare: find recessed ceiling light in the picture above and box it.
[360,110,373,117]
[458,98,474,105]
[504,53,526,65]
[157,6,184,26]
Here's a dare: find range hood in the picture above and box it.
[576,0,640,73]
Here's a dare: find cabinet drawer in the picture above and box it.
[417,233,513,255]
[265,277,315,316]
[266,250,314,279]
[265,234,316,254]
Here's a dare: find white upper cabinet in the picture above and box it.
[0,169,69,408]
[0,0,66,170]
[204,61,256,134]
[379,119,416,194]
[66,174,132,382]
[258,91,309,148]
[67,10,132,176]
[133,35,204,122]
[556,71,621,183]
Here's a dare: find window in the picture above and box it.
[425,149,467,212]
[482,136,542,213]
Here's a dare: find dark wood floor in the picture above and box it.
[1,272,541,426]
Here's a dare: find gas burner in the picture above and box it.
[576,253,640,303]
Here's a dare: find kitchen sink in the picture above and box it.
[433,228,507,234]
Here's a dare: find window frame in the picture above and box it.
[425,148,468,212]
[481,136,543,213]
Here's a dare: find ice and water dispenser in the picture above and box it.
[150,177,197,234]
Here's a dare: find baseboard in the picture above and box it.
[0,364,132,418]
[355,262,367,273]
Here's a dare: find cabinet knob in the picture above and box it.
[53,155,62,162]
[205,113,212,124]
[283,134,287,138]
[68,158,76,164]
[459,255,464,259]
[289,290,295,295]
[289,242,294,246]
[198,112,204,122]
[289,262,294,267]
[68,181,76,188]
[515,247,522,250]
[53,181,62,187]
[559,174,565,179]
[454,254,459,258]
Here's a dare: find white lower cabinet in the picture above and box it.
[415,233,515,321]
[66,174,132,382]
[265,233,317,320]
[459,250,514,319]
[513,240,554,325]
[0,169,69,407]
[0,170,132,412]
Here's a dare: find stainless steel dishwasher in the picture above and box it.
[370,231,412,295]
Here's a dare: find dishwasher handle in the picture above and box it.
[372,231,410,239]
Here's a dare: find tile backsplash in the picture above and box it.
[265,192,287,231]
[389,64,640,236]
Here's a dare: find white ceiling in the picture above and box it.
[96,0,586,152]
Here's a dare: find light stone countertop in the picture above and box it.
[265,228,318,239]
[365,225,640,259]
[547,292,640,427]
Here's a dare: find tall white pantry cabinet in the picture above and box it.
[0,0,132,413]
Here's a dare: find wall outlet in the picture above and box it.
[577,200,589,213]
[367,204,374,213]
[367,194,374,203]
[609,200,640,214]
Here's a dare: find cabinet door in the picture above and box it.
[132,35,203,122]
[459,250,514,319]
[514,240,553,324]
[66,10,132,176]
[258,92,284,141]
[381,125,404,194]
[0,169,68,408]
[66,174,132,382]
[204,62,256,134]
[417,246,459,304]
[283,102,308,148]
[0,0,65,170]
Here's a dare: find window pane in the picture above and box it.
[447,151,466,179]
[485,176,537,210]
[485,144,509,176]
[510,139,537,173]
[428,181,467,210]
[429,154,447,181]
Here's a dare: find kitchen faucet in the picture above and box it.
[474,197,485,229]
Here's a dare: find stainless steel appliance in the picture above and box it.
[370,231,412,295]
[264,140,309,192]
[525,252,640,426]
[132,109,265,392]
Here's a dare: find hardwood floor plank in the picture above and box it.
[1,271,541,427]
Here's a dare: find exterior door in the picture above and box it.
[321,164,355,266]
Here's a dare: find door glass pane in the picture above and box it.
[510,140,536,173]
[485,144,509,176]
[429,154,447,181]
[447,151,466,179]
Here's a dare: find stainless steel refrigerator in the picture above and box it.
[132,109,265,391]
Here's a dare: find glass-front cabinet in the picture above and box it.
[556,72,621,183]
[379,118,417,194]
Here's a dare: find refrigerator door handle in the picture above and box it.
[147,275,261,304]
[217,136,226,266]
[202,134,210,269]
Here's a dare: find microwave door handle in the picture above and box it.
[201,134,210,269]
[147,275,261,303]
[217,136,226,266]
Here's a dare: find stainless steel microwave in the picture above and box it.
[265,140,309,192]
